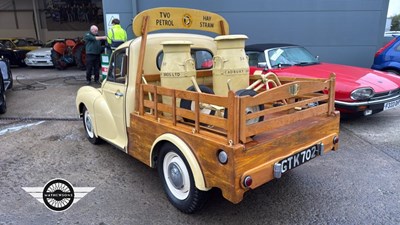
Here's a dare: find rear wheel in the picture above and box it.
[82,106,101,144]
[157,142,209,214]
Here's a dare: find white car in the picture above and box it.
[24,43,52,67]
[24,39,66,67]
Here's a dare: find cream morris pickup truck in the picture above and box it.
[76,8,340,213]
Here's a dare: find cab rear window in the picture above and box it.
[156,49,213,70]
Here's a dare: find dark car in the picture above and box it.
[246,43,400,116]
[0,58,13,114]
[0,41,29,66]
[0,38,41,66]
[371,35,400,75]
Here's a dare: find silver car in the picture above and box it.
[24,39,68,67]
[24,41,52,67]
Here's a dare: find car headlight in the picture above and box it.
[26,54,33,59]
[351,88,374,100]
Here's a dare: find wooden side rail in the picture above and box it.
[139,83,238,144]
[238,75,336,143]
[248,80,330,105]
[140,75,336,144]
[250,74,328,83]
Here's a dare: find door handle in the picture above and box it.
[115,92,124,97]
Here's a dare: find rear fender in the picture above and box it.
[150,133,210,191]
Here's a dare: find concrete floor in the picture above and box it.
[0,67,399,225]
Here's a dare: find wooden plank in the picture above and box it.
[157,102,173,114]
[245,95,328,120]
[134,16,149,111]
[143,74,160,83]
[220,20,227,35]
[199,93,229,107]
[194,92,200,133]
[156,85,175,96]
[250,75,327,83]
[172,91,177,126]
[328,73,336,114]
[176,107,195,121]
[139,84,144,115]
[278,76,328,82]
[142,84,156,92]
[132,8,230,36]
[239,94,248,143]
[199,114,227,129]
[245,104,328,138]
[176,90,197,101]
[153,85,158,120]
[245,81,329,106]
[143,99,155,109]
[226,91,238,144]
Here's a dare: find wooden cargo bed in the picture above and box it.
[137,73,336,145]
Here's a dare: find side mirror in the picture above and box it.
[257,62,267,68]
[315,56,319,61]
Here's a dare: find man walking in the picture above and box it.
[107,19,127,49]
[84,25,106,84]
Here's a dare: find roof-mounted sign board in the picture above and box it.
[132,7,230,36]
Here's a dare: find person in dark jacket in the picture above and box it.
[84,25,106,84]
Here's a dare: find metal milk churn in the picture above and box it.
[212,35,249,96]
[160,41,196,106]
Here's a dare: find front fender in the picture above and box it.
[150,133,210,191]
[76,86,102,116]
[76,86,102,136]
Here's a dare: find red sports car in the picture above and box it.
[245,44,400,116]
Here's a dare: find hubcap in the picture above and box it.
[84,110,94,138]
[168,162,184,189]
[163,152,190,200]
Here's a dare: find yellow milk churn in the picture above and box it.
[160,41,196,105]
[212,35,249,96]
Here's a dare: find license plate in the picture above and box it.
[278,144,322,174]
[383,99,400,111]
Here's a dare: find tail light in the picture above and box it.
[375,38,397,58]
[333,136,339,145]
[243,176,253,188]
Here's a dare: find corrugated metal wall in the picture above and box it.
[103,0,389,67]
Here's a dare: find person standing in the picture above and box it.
[107,19,127,49]
[84,25,106,84]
